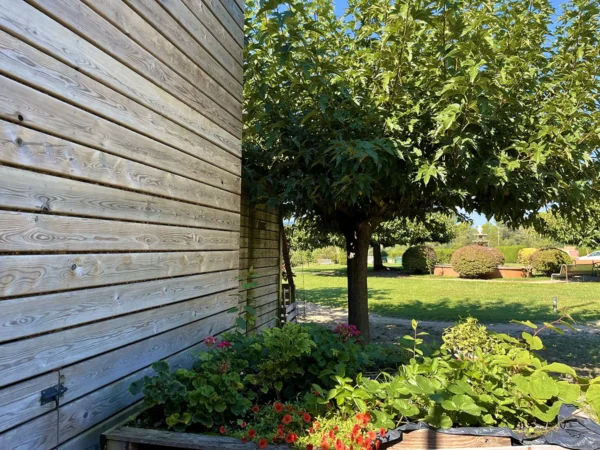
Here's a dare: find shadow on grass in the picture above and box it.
[298,285,600,324]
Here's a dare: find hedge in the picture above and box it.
[530,248,572,276]
[451,245,504,278]
[497,246,525,264]
[402,246,437,274]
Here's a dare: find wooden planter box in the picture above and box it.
[103,425,565,450]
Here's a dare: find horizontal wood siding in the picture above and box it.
[239,189,282,334]
[0,1,247,449]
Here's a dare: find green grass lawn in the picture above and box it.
[295,264,600,324]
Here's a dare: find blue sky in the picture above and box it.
[331,0,567,225]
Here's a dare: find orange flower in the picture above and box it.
[258,438,268,449]
[248,429,257,438]
[335,438,345,450]
[368,431,376,440]
[321,439,331,450]
[314,421,321,430]
[329,430,336,439]
[274,402,284,413]
[302,413,312,423]
[282,414,293,425]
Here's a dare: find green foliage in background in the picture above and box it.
[497,246,525,264]
[402,246,437,274]
[244,0,600,337]
[530,248,572,276]
[518,248,539,265]
[451,245,505,278]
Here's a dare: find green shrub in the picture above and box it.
[402,245,437,274]
[517,247,538,265]
[435,248,456,264]
[291,249,315,266]
[497,245,525,264]
[450,245,504,278]
[530,248,572,276]
[441,317,504,358]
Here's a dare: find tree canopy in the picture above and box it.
[244,0,600,339]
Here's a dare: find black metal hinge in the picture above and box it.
[40,382,68,406]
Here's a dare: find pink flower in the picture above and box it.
[203,336,218,347]
[216,340,231,349]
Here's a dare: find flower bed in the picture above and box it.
[121,317,600,450]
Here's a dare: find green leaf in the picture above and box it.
[529,372,559,400]
[511,320,538,330]
[557,381,580,403]
[587,384,600,418]
[538,363,577,377]
[522,332,544,350]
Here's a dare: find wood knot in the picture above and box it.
[15,137,23,146]
[16,113,24,122]
[71,264,77,271]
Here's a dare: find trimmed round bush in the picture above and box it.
[517,248,538,265]
[450,245,505,278]
[402,245,437,274]
[530,248,571,276]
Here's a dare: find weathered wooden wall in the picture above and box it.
[0,1,278,449]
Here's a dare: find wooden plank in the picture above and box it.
[0,372,58,433]
[239,248,280,259]
[385,429,511,449]
[240,226,280,241]
[124,0,241,100]
[0,250,238,298]
[60,311,235,404]
[0,122,240,216]
[0,211,239,253]
[246,285,279,302]
[232,0,245,15]
[0,75,240,194]
[58,313,234,443]
[240,215,280,232]
[158,0,242,80]
[215,0,244,30]
[239,257,280,270]
[250,265,281,279]
[57,401,145,450]
[0,290,237,389]
[182,0,243,58]
[30,0,241,140]
[105,426,285,449]
[79,0,240,119]
[240,237,280,249]
[240,205,280,224]
[200,0,244,46]
[0,410,58,450]
[0,31,241,174]
[0,270,238,343]
[0,0,242,158]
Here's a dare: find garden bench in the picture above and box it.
[551,263,595,281]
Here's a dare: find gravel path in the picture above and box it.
[297,301,600,343]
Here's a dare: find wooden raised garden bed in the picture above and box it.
[103,423,563,450]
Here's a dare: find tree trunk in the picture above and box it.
[372,241,386,271]
[280,218,295,292]
[342,220,373,342]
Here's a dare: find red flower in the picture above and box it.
[356,435,364,445]
[216,340,231,349]
[302,412,312,423]
[380,428,386,437]
[274,402,284,413]
[282,414,293,425]
[241,422,247,428]
[352,425,361,436]
[252,405,260,413]
[219,426,226,435]
[306,445,314,450]
[248,429,257,438]
[329,430,336,439]
[241,437,248,443]
[277,428,284,437]
[368,431,377,440]
[321,439,331,450]
[336,438,346,450]
[285,433,296,443]
[309,428,314,434]
[258,438,268,449]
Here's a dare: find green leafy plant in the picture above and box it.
[315,313,598,432]
[517,248,539,265]
[441,318,504,359]
[228,267,259,333]
[530,248,572,276]
[402,246,437,274]
[129,341,253,431]
[451,245,504,278]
